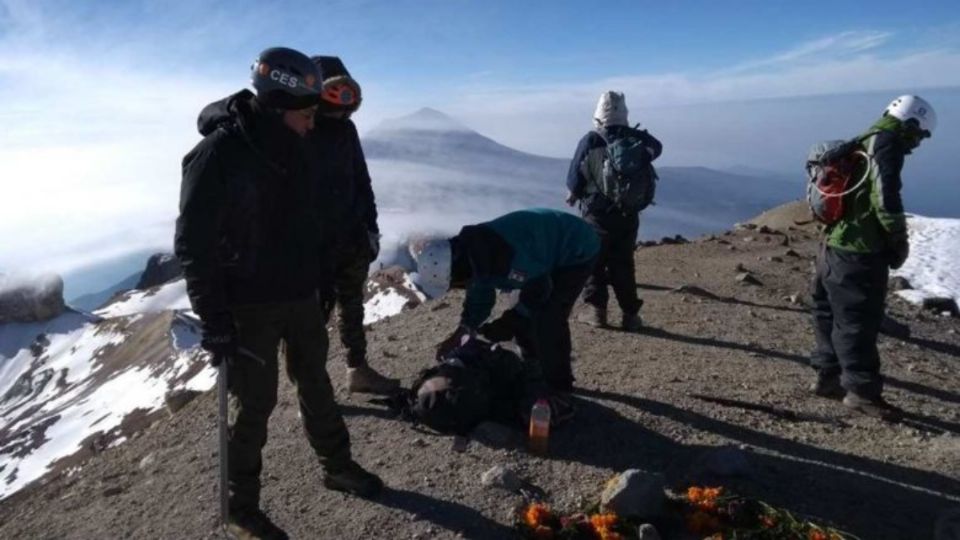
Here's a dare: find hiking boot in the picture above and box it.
[323,461,384,498]
[621,312,643,332]
[842,393,903,421]
[879,314,911,339]
[576,307,607,328]
[347,365,400,395]
[547,393,578,426]
[808,374,844,399]
[224,508,289,540]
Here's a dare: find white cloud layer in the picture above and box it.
[1,1,958,297]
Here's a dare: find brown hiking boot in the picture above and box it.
[808,374,844,399]
[842,393,903,421]
[346,365,400,395]
[224,508,289,540]
[576,307,607,328]
[323,461,384,498]
[621,312,643,332]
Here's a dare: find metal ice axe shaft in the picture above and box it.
[173,311,268,529]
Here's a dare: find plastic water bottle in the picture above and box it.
[528,399,551,455]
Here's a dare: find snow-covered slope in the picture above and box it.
[93,279,191,318]
[0,283,211,500]
[894,215,960,307]
[0,263,426,500]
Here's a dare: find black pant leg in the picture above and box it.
[581,216,611,309]
[334,243,371,368]
[606,217,642,316]
[282,298,353,471]
[530,261,594,392]
[823,248,888,398]
[810,244,840,376]
[227,305,283,512]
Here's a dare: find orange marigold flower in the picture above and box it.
[702,487,724,500]
[600,532,623,540]
[687,486,705,502]
[524,503,552,528]
[590,513,618,530]
[809,531,828,540]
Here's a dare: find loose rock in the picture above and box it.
[480,465,522,492]
[600,470,665,519]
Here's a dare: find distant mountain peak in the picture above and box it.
[372,107,471,133]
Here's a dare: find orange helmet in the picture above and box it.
[321,75,362,111]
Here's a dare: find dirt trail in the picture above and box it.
[1,208,958,539]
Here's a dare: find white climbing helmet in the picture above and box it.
[884,95,937,137]
[408,238,452,299]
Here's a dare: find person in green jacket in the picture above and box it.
[809,95,936,420]
[409,209,600,418]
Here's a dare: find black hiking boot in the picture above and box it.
[808,374,844,399]
[224,507,289,540]
[323,460,384,498]
[621,312,643,332]
[346,365,400,395]
[842,393,903,421]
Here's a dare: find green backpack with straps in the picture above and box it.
[590,126,658,211]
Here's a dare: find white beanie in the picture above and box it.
[593,91,629,128]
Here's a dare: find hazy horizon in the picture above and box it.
[2,1,959,298]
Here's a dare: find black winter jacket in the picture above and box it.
[566,125,662,217]
[307,116,379,247]
[174,90,330,319]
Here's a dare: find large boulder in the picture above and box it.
[0,273,66,323]
[136,253,183,290]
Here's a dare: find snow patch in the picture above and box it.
[94,279,190,319]
[893,216,960,306]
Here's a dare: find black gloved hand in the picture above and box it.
[200,312,237,366]
[888,232,910,270]
[436,325,473,362]
[479,309,523,342]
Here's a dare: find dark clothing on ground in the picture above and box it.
[334,240,374,367]
[511,260,595,392]
[175,90,330,320]
[811,246,889,398]
[566,125,660,316]
[582,211,642,315]
[228,299,351,511]
[175,90,350,514]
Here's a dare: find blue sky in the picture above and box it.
[1,0,959,280]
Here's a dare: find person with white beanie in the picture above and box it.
[566,91,662,331]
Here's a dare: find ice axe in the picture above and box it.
[174,311,268,531]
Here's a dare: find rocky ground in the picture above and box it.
[1,203,958,539]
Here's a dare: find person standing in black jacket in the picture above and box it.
[308,55,399,395]
[174,47,382,540]
[566,91,662,331]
